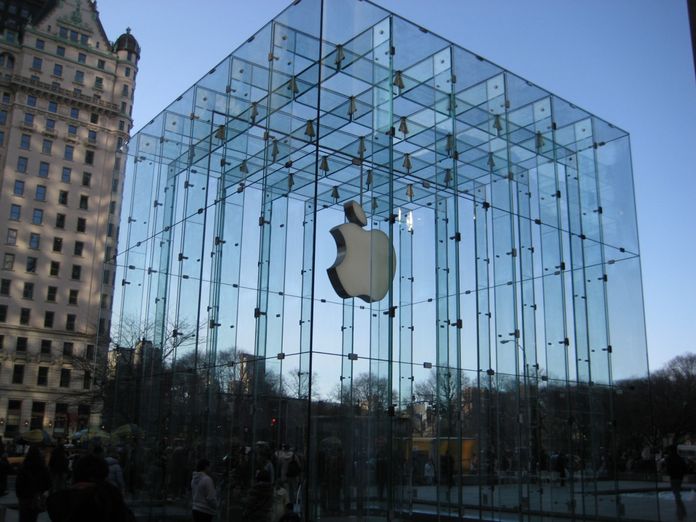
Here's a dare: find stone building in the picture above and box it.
[0,0,138,440]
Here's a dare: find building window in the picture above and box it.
[65,314,76,331]
[48,101,57,113]
[35,186,47,201]
[64,145,74,160]
[22,282,34,299]
[46,118,55,131]
[118,120,125,131]
[56,46,65,57]
[70,108,79,119]
[112,178,119,193]
[47,286,57,302]
[68,124,77,137]
[27,94,37,106]
[9,204,20,221]
[73,241,84,256]
[79,195,88,209]
[86,344,94,359]
[29,233,40,249]
[53,63,62,77]
[120,101,127,113]
[94,77,103,89]
[32,208,43,225]
[83,371,91,389]
[26,257,37,273]
[63,342,73,357]
[124,66,131,77]
[20,134,30,149]
[3,253,15,270]
[0,304,6,322]
[6,228,17,245]
[76,218,86,232]
[38,162,49,178]
[0,278,10,295]
[77,52,86,64]
[37,367,48,386]
[52,237,62,252]
[69,29,78,42]
[0,335,3,350]
[13,180,24,196]
[23,113,33,126]
[31,56,42,70]
[5,400,21,435]
[30,402,45,430]
[97,59,105,70]
[107,223,114,237]
[85,150,94,165]
[122,84,129,97]
[71,265,81,280]
[87,130,96,144]
[0,130,4,144]
[50,261,60,276]
[16,337,28,352]
[44,311,54,328]
[19,307,30,325]
[41,339,51,354]
[68,289,78,305]
[12,364,25,384]
[17,156,28,173]
[0,110,7,125]
[102,270,110,284]
[61,167,71,183]
[80,34,88,45]
[59,368,70,387]
[35,39,45,50]
[58,191,68,205]
[56,214,65,229]
[42,139,52,154]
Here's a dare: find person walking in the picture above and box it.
[16,445,51,522]
[191,459,217,522]
[46,453,134,522]
[424,459,435,485]
[665,445,688,521]
[49,444,70,493]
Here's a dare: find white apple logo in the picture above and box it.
[327,200,396,303]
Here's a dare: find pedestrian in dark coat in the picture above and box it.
[665,445,688,521]
[16,445,51,522]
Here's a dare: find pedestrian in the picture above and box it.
[191,458,217,522]
[105,453,126,494]
[424,459,435,485]
[0,440,10,496]
[278,502,301,521]
[16,445,51,522]
[49,444,70,492]
[665,445,688,521]
[46,453,134,522]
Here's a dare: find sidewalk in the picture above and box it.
[0,488,50,522]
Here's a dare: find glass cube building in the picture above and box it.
[110,1,657,520]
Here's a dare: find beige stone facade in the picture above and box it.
[0,0,137,441]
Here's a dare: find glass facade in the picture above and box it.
[111,1,658,520]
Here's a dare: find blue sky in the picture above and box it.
[98,0,695,372]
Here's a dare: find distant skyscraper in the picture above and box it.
[0,0,138,439]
